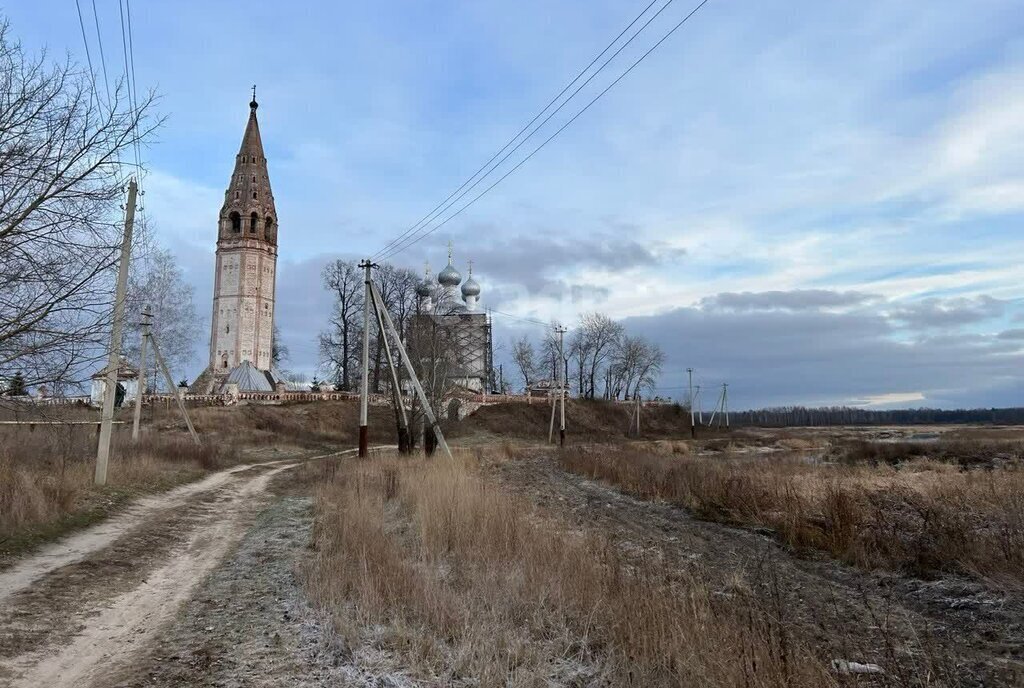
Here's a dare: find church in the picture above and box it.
[189,92,493,397]
[191,92,283,394]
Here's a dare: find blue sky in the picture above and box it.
[8,1,1024,408]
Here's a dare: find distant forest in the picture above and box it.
[730,406,1024,427]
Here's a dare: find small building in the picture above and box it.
[90,358,139,407]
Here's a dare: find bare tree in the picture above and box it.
[124,246,199,392]
[0,21,158,392]
[371,263,419,393]
[576,312,623,398]
[631,338,665,399]
[510,335,538,392]
[405,287,465,450]
[319,259,363,391]
[271,323,289,368]
[608,334,664,399]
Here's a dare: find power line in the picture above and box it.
[371,0,664,261]
[90,0,112,108]
[119,0,144,187]
[74,0,98,111]
[489,309,554,328]
[377,0,712,262]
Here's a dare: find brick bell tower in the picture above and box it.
[195,89,279,393]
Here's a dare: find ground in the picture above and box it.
[0,415,1021,687]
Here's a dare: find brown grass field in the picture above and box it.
[557,440,1024,582]
[302,448,834,687]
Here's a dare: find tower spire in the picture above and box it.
[250,84,258,110]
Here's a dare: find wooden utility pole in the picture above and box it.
[96,179,138,486]
[358,259,375,457]
[131,306,152,442]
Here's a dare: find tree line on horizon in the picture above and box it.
[729,405,1024,427]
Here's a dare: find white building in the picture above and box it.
[191,91,283,394]
[90,358,139,407]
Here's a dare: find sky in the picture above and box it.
[7,0,1024,409]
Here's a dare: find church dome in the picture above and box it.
[416,279,432,298]
[461,276,480,298]
[438,263,461,287]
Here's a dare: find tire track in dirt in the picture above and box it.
[0,448,363,688]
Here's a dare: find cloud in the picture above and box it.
[451,227,685,296]
[888,295,1005,329]
[616,292,1023,409]
[699,289,878,312]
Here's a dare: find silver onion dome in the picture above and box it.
[461,276,480,298]
[415,279,431,298]
[438,263,462,287]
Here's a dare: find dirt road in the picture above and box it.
[0,449,370,688]
[488,454,1024,688]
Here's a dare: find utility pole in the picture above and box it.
[687,367,694,438]
[149,331,200,444]
[96,179,137,486]
[555,325,566,446]
[358,259,375,457]
[369,281,452,460]
[695,385,703,425]
[723,383,729,429]
[371,284,409,452]
[498,364,503,394]
[131,306,152,442]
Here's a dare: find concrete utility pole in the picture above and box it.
[358,259,375,457]
[695,385,703,425]
[96,179,138,486]
[131,306,152,442]
[687,367,695,438]
[556,325,566,446]
[723,383,729,429]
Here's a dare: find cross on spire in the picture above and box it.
[467,259,473,276]
[447,239,454,264]
[250,84,258,110]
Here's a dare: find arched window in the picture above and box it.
[252,191,258,200]
[230,212,241,232]
[252,175,256,182]
[265,216,273,232]
[250,212,258,232]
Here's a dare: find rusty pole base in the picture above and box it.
[359,425,368,457]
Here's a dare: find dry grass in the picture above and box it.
[450,399,692,443]
[303,449,834,686]
[0,423,238,552]
[560,446,1024,582]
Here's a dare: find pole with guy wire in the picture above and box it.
[358,259,375,457]
[96,179,137,486]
